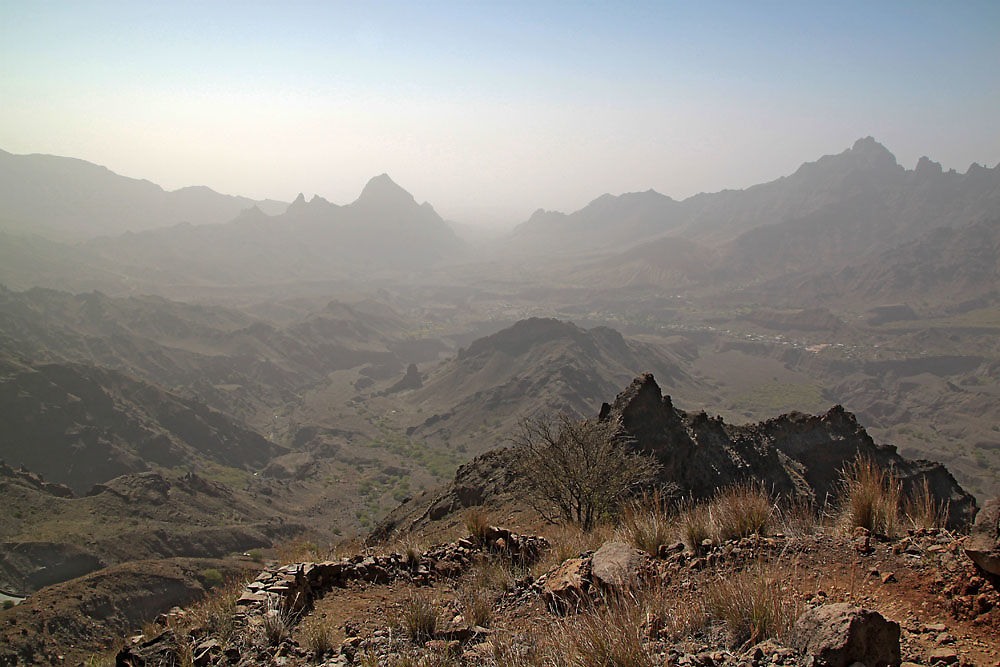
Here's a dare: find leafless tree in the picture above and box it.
[510,413,660,530]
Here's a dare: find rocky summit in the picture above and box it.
[376,373,976,539]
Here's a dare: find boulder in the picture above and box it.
[542,557,590,613]
[792,603,901,667]
[964,497,1000,576]
[590,541,652,590]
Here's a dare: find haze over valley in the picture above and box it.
[2,2,999,664]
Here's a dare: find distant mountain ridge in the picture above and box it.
[73,173,464,287]
[504,137,999,260]
[0,149,287,240]
[402,317,694,454]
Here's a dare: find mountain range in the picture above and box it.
[0,149,287,240]
[2,138,997,308]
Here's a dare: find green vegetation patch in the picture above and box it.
[729,382,827,417]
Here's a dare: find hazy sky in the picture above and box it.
[2,1,998,226]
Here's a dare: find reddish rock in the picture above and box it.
[542,557,590,613]
[792,603,901,667]
[965,497,1000,576]
[590,541,652,590]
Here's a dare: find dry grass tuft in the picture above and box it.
[904,476,947,530]
[778,495,820,536]
[260,599,293,646]
[704,563,796,647]
[712,481,774,542]
[546,595,657,667]
[617,490,674,555]
[186,576,245,643]
[401,591,439,643]
[678,501,713,554]
[840,455,901,536]
[301,619,335,656]
[464,508,492,544]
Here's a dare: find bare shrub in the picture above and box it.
[904,476,946,530]
[617,489,674,555]
[511,414,660,531]
[704,563,796,647]
[401,592,439,642]
[713,481,774,542]
[840,455,901,536]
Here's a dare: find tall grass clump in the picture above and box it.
[778,495,820,536]
[401,592,439,642]
[459,583,495,628]
[617,490,674,555]
[261,599,293,646]
[712,481,774,542]
[840,455,901,536]
[301,620,335,656]
[904,477,946,530]
[464,508,491,544]
[547,593,657,667]
[678,501,713,554]
[704,564,796,647]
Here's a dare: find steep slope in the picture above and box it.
[0,149,286,240]
[398,318,694,455]
[375,373,976,539]
[0,361,285,494]
[0,287,422,425]
[774,217,1000,307]
[0,462,302,595]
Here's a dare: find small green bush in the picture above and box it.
[200,568,224,590]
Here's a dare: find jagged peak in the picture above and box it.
[845,136,898,167]
[356,173,416,207]
[914,156,943,175]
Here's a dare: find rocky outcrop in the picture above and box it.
[540,541,654,614]
[375,373,976,537]
[965,497,1000,576]
[383,363,423,394]
[792,603,901,667]
[598,374,975,528]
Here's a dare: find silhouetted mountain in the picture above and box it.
[505,189,678,256]
[502,138,1000,292]
[78,174,464,287]
[0,149,287,240]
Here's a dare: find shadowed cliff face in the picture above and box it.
[374,373,977,539]
[599,373,976,528]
